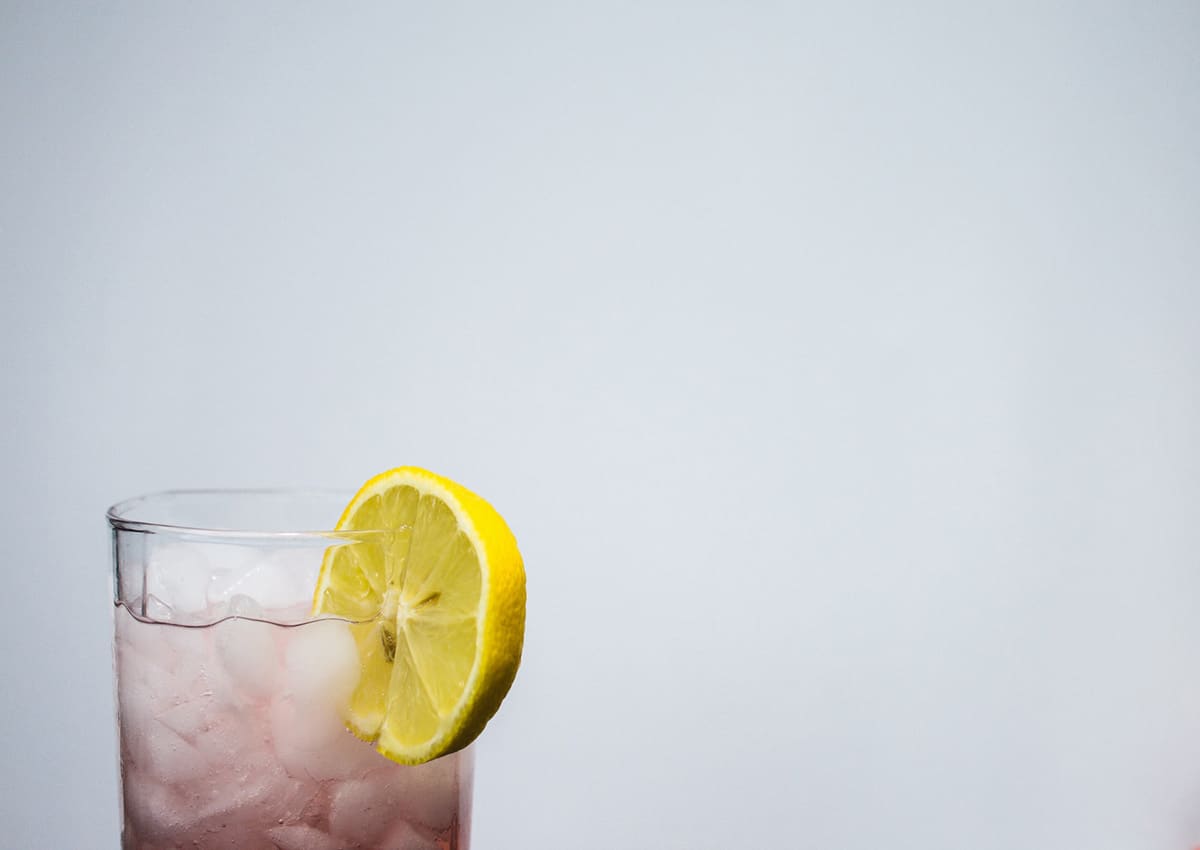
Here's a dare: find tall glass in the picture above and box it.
[109,490,472,850]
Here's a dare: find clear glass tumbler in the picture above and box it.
[109,490,472,850]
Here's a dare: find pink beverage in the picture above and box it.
[109,491,473,850]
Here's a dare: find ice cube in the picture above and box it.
[207,547,323,616]
[155,698,210,741]
[120,669,211,785]
[123,620,214,706]
[118,618,225,735]
[214,596,279,700]
[143,593,175,622]
[125,713,210,784]
[268,620,362,780]
[328,758,462,840]
[282,619,359,709]
[172,632,219,701]
[269,692,384,781]
[267,824,346,850]
[378,818,442,850]
[189,698,270,772]
[327,774,400,845]
[266,546,325,599]
[185,758,317,829]
[227,593,263,618]
[144,543,212,623]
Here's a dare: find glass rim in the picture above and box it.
[105,487,392,539]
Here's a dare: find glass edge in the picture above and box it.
[105,488,397,538]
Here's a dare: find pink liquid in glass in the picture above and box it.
[114,603,471,850]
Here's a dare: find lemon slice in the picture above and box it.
[313,467,526,765]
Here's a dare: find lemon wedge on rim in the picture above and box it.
[313,466,525,765]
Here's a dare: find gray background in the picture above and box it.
[2,1,1199,848]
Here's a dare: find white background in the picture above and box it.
[2,2,1199,848]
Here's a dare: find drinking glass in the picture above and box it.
[109,489,472,850]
